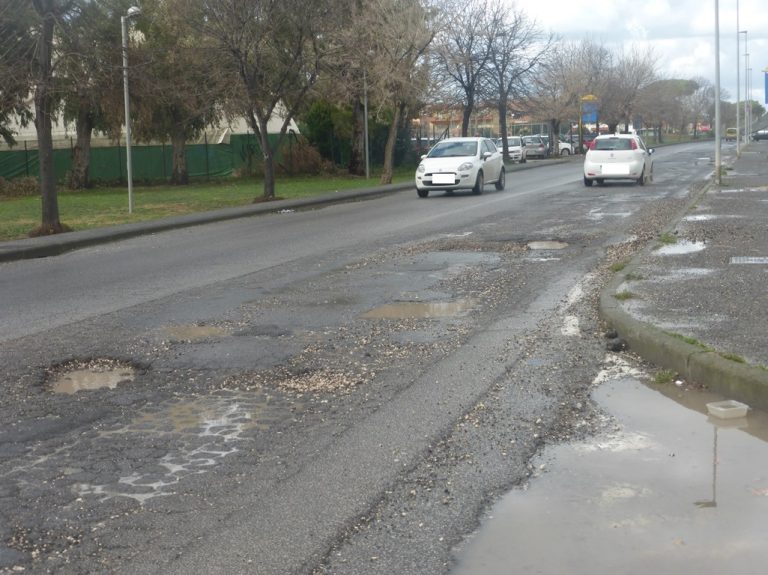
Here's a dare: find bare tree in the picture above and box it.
[600,47,658,133]
[191,0,335,200]
[432,0,500,137]
[487,9,551,160]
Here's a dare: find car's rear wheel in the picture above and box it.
[417,188,429,198]
[472,172,484,195]
[596,178,605,185]
[494,167,505,190]
[561,148,570,156]
[583,176,593,187]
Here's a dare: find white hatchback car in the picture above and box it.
[415,137,505,197]
[494,136,527,163]
[583,134,654,186]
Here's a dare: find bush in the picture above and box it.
[0,176,39,198]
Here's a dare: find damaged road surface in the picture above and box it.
[0,144,715,574]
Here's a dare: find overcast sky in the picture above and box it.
[516,0,768,107]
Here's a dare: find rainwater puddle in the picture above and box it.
[683,214,716,222]
[527,241,569,250]
[361,299,474,319]
[656,240,706,255]
[451,378,768,575]
[52,366,135,394]
[165,324,229,341]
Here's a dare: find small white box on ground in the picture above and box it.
[706,400,749,419]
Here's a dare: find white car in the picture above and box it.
[583,134,654,187]
[494,136,527,163]
[415,137,505,197]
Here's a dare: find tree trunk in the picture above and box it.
[348,97,365,176]
[379,103,403,185]
[549,119,560,156]
[461,100,474,137]
[34,6,63,235]
[69,99,93,190]
[251,111,276,199]
[497,100,509,159]
[170,126,189,185]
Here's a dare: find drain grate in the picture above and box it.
[730,256,768,265]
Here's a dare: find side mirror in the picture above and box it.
[482,152,492,160]
[648,148,655,155]
[421,154,427,160]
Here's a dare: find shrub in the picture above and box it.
[0,176,39,198]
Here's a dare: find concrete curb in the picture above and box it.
[598,178,768,411]
[0,182,413,263]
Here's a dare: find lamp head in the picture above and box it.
[126,6,141,18]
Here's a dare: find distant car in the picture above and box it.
[535,134,573,156]
[494,136,527,163]
[583,134,654,187]
[415,137,505,198]
[725,128,738,142]
[752,129,768,141]
[522,136,549,159]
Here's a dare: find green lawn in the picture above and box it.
[0,170,413,242]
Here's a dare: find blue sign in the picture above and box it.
[582,102,598,123]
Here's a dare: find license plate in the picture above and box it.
[432,173,456,184]
[602,164,630,175]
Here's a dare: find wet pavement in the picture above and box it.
[452,364,768,575]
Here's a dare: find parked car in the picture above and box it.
[494,136,527,163]
[415,137,505,198]
[752,129,768,141]
[535,134,573,156]
[522,136,549,159]
[583,134,654,187]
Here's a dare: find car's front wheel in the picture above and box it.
[494,167,505,190]
[417,188,429,198]
[561,148,570,156]
[472,172,484,195]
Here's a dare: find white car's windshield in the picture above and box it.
[428,141,478,158]
[594,138,633,151]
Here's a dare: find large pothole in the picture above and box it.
[47,359,137,394]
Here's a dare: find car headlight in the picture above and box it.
[457,162,473,171]
[417,164,425,173]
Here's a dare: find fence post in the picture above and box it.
[204,132,210,180]
[24,141,29,177]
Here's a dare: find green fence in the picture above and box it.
[0,133,274,183]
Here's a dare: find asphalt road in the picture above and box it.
[0,143,715,574]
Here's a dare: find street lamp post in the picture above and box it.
[736,1,741,154]
[363,68,370,180]
[714,0,721,185]
[122,6,141,214]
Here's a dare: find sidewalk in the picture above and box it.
[599,141,768,410]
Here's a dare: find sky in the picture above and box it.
[516,0,768,107]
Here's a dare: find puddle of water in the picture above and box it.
[731,256,768,265]
[527,241,568,250]
[683,214,716,221]
[165,325,229,341]
[52,367,135,394]
[656,240,706,255]
[361,300,474,319]
[451,378,768,574]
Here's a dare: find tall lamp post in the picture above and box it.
[714,0,721,185]
[122,6,141,214]
[363,68,370,180]
[736,1,741,154]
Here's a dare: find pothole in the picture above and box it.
[527,241,569,250]
[165,324,229,342]
[655,240,706,255]
[48,359,136,394]
[361,299,475,319]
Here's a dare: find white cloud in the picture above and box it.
[513,0,768,105]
